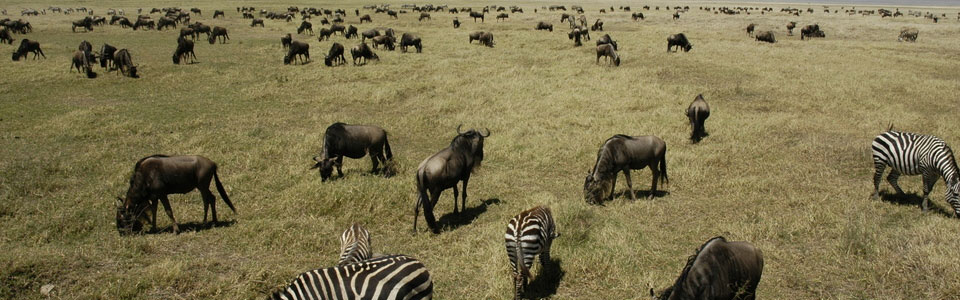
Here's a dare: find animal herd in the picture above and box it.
[4,3,958,299]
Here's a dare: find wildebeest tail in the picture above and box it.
[384,136,393,160]
[659,148,669,185]
[213,170,237,213]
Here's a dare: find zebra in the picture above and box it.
[871,130,960,216]
[504,206,558,300]
[338,223,371,266]
[268,254,433,300]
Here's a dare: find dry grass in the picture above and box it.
[2,0,960,299]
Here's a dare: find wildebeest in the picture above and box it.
[115,155,237,235]
[453,17,460,28]
[755,31,776,43]
[786,21,797,35]
[359,14,371,23]
[899,28,918,42]
[469,11,484,22]
[400,33,422,53]
[100,43,116,69]
[673,12,680,19]
[157,17,176,30]
[324,42,345,66]
[361,29,379,41]
[71,50,97,78]
[190,8,201,15]
[479,32,494,47]
[583,135,668,204]
[371,35,395,50]
[11,39,45,61]
[686,94,710,143]
[344,25,358,39]
[632,12,645,20]
[569,28,584,46]
[746,23,756,36]
[591,19,604,31]
[414,126,490,233]
[172,36,196,64]
[667,33,692,52]
[281,33,292,48]
[318,28,333,41]
[190,23,211,39]
[310,123,394,181]
[387,10,398,19]
[113,48,138,78]
[560,13,572,23]
[283,40,310,64]
[597,34,618,50]
[496,13,508,21]
[179,27,195,40]
[72,17,94,32]
[327,24,345,35]
[419,12,431,21]
[596,44,620,66]
[251,18,264,27]
[208,26,229,44]
[0,29,13,44]
[468,31,484,44]
[535,21,553,32]
[801,24,824,40]
[351,42,379,65]
[651,237,764,300]
[132,19,154,30]
[297,20,312,35]
[213,10,224,19]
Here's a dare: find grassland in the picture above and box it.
[2,0,960,299]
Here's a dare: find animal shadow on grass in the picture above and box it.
[147,220,236,234]
[877,191,953,217]
[526,257,564,299]
[613,190,670,200]
[438,198,501,231]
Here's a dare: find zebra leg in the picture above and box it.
[886,170,904,195]
[921,173,937,212]
[872,162,886,199]
[622,169,637,201]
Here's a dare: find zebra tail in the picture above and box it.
[887,123,895,132]
[515,235,531,279]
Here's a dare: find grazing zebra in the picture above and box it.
[872,130,960,216]
[338,223,371,266]
[505,206,558,300]
[269,254,433,300]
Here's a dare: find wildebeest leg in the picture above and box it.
[650,165,661,199]
[425,188,441,232]
[159,196,180,233]
[886,170,904,195]
[335,155,344,177]
[871,162,885,199]
[149,198,159,230]
[451,186,459,213]
[608,173,617,200]
[461,177,469,212]
[369,151,381,173]
[623,169,637,201]
[200,187,217,224]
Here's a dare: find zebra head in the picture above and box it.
[947,179,960,217]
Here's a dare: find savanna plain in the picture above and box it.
[2,0,960,299]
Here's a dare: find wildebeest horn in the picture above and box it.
[481,128,490,137]
[313,156,321,162]
[456,124,464,134]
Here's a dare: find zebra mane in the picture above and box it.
[666,236,727,298]
[943,144,960,183]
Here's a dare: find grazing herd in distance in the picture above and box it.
[4,3,957,299]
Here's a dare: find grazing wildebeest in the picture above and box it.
[596,44,620,66]
[469,11,484,22]
[387,10,398,19]
[297,20,312,35]
[468,31,484,44]
[179,27,195,40]
[172,36,196,64]
[686,94,710,143]
[208,26,229,44]
[479,32,494,47]
[560,13,572,23]
[400,33,422,53]
[351,42,379,65]
[651,237,764,300]
[414,126,490,233]
[318,28,333,41]
[113,48,138,78]
[361,29,379,41]
[385,28,395,38]
[755,31,776,43]
[569,28,583,46]
[371,35,395,50]
[133,19,154,30]
[345,25,358,39]
[283,40,310,64]
[280,33,292,48]
[71,50,97,78]
[496,13,508,21]
[667,33,692,52]
[329,24,346,36]
[453,17,460,28]
[11,39,45,61]
[0,29,13,44]
[419,12,431,21]
[213,10,224,19]
[597,34,618,50]
[310,123,394,181]
[360,14,371,23]
[157,17,176,30]
[251,18,264,27]
[746,23,756,36]
[583,135,668,204]
[535,21,553,32]
[72,17,94,32]
[190,8,201,15]
[591,19,603,31]
[786,21,797,35]
[632,12,645,20]
[116,155,237,235]
[190,23,211,39]
[324,42,346,66]
[800,24,824,40]
[100,43,116,69]
[673,12,680,19]
[899,28,918,42]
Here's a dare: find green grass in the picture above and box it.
[2,0,960,299]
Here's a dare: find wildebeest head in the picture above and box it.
[311,156,341,181]
[115,197,147,235]
[452,124,490,168]
[583,173,612,204]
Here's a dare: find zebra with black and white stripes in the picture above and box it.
[872,130,960,216]
[504,205,558,300]
[268,254,433,300]
[338,223,371,266]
